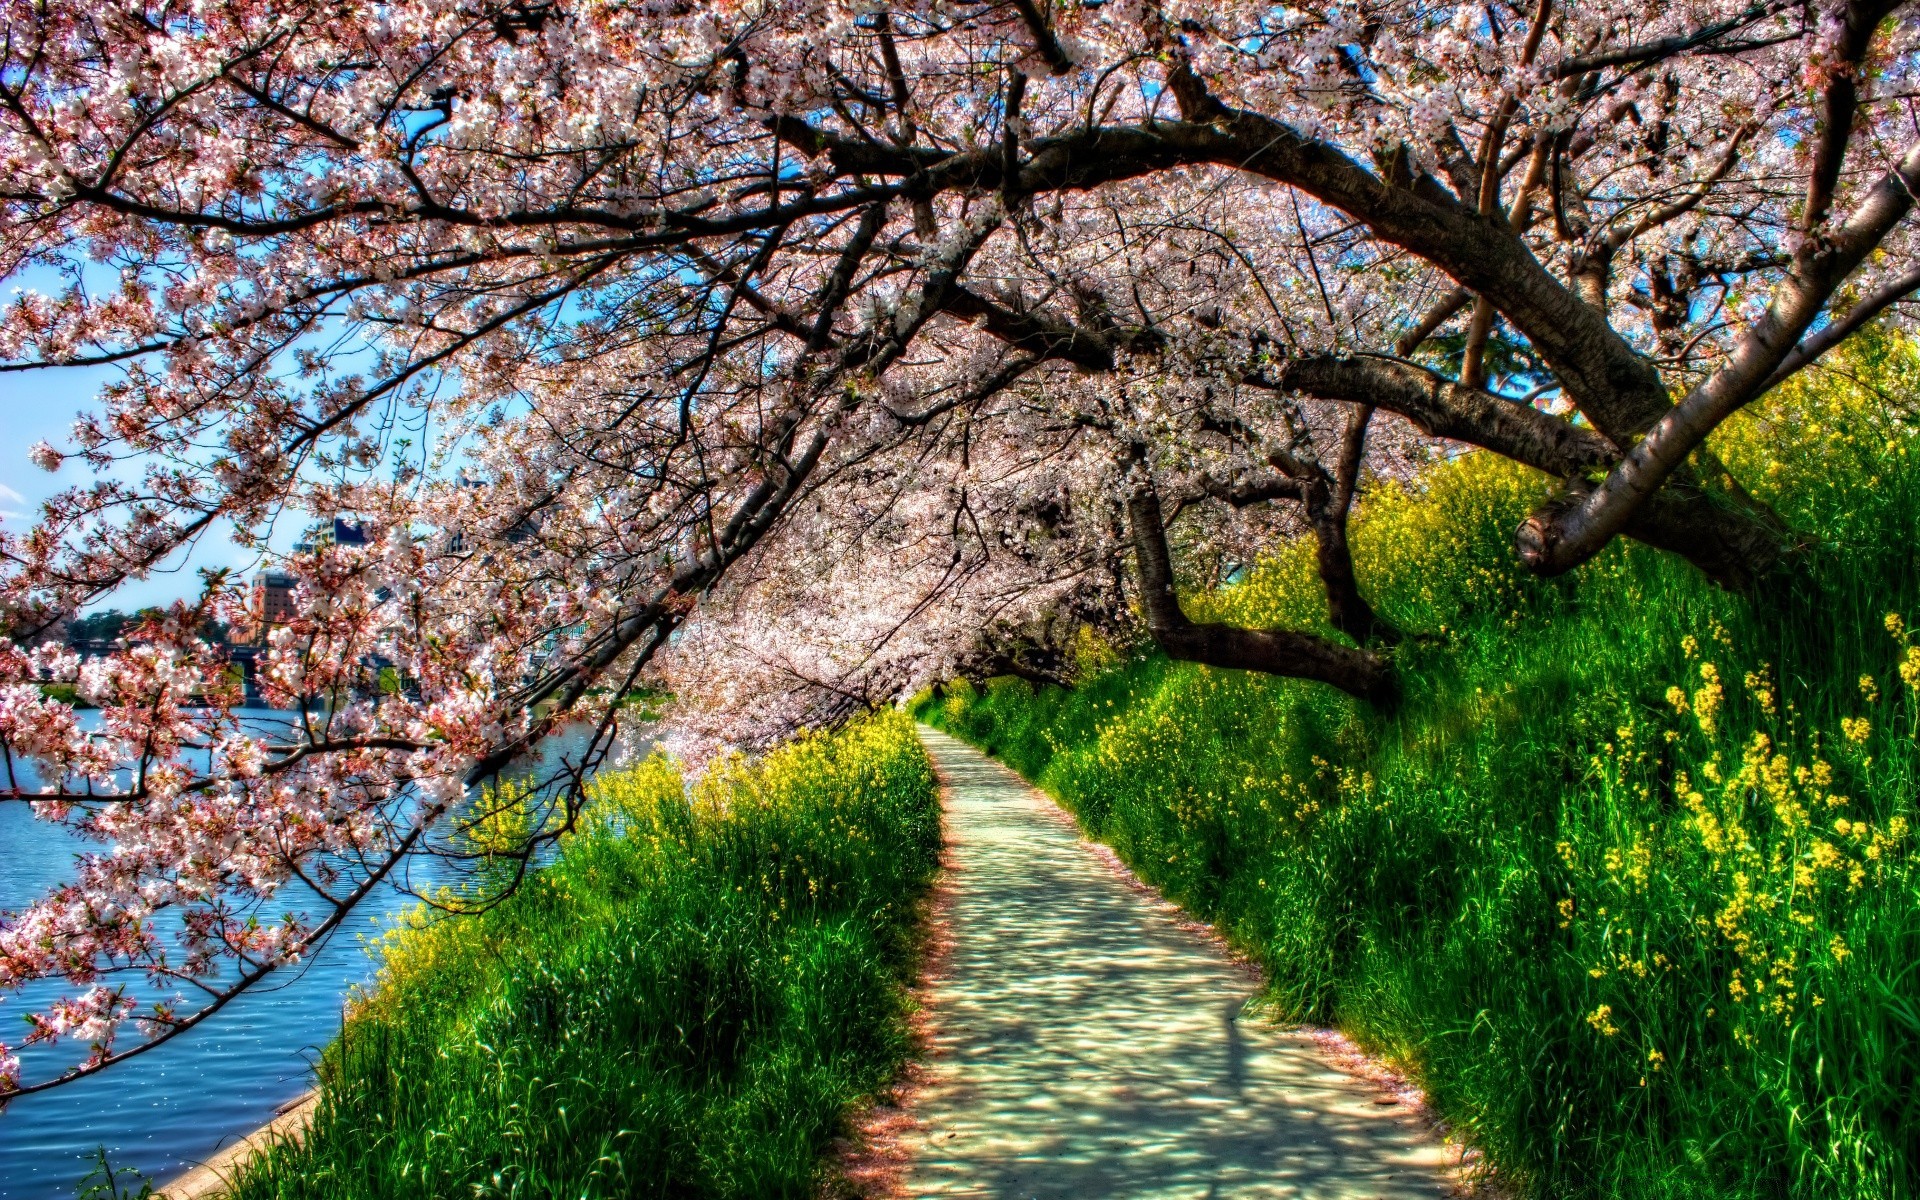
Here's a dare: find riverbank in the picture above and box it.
[0,708,397,1200]
[162,1095,316,1200]
[0,714,639,1200]
[216,710,940,1198]
[916,356,1920,1198]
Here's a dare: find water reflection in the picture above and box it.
[0,710,645,1199]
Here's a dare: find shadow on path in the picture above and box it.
[901,728,1459,1200]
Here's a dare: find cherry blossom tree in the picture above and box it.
[3,0,1918,1093]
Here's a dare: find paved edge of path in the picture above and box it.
[839,726,1491,1200]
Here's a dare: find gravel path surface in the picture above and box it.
[899,727,1461,1200]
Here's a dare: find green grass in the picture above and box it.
[226,710,940,1200]
[919,337,1920,1199]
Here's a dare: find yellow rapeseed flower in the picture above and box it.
[1693,663,1724,736]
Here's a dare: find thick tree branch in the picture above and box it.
[1008,0,1076,75]
[1519,138,1920,575]
[1159,64,1673,443]
[1277,353,1784,587]
[1804,0,1901,230]
[1760,265,1920,392]
[940,286,1140,369]
[1126,486,1395,703]
[1548,0,1800,78]
[1279,354,1618,477]
[1201,472,1307,508]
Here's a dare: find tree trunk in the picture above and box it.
[1279,353,1789,590]
[1127,487,1396,705]
[1316,403,1396,645]
[1521,465,1790,590]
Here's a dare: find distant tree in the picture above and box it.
[64,610,130,646]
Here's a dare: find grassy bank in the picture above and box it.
[919,339,1920,1198]
[228,709,940,1200]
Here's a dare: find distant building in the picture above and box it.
[448,475,542,551]
[294,517,368,554]
[252,570,297,628]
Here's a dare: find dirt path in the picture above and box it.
[895,728,1462,1199]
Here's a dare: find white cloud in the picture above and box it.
[0,482,23,504]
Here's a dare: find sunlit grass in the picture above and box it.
[920,336,1920,1199]
[225,710,940,1200]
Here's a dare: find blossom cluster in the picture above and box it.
[4,0,1919,1088]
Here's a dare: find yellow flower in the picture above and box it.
[1647,1048,1665,1071]
[1693,663,1724,735]
[1841,716,1871,743]
[1586,1005,1620,1036]
[1830,934,1851,963]
[1666,685,1688,715]
[1887,612,1907,639]
[1859,674,1880,703]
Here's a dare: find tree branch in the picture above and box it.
[1519,138,1920,576]
[1278,354,1617,478]
[1126,485,1395,703]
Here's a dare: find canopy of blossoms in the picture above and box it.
[2,0,1916,1093]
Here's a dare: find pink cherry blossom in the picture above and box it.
[3,0,1917,1093]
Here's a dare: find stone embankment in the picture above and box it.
[160,1092,314,1200]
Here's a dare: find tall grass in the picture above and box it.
[920,335,1920,1199]
[226,709,940,1200]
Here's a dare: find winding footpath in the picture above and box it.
[896,728,1462,1199]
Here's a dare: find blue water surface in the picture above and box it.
[0,710,631,1198]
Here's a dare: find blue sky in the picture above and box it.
[0,361,284,614]
[3,257,340,614]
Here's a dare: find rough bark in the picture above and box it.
[959,646,1076,692]
[1198,397,1396,645]
[1203,461,1392,647]
[1321,403,1392,645]
[1519,138,1920,575]
[1127,487,1396,704]
[1517,0,1910,574]
[1281,353,1789,589]
[769,39,1893,589]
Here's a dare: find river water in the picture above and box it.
[0,710,636,1198]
